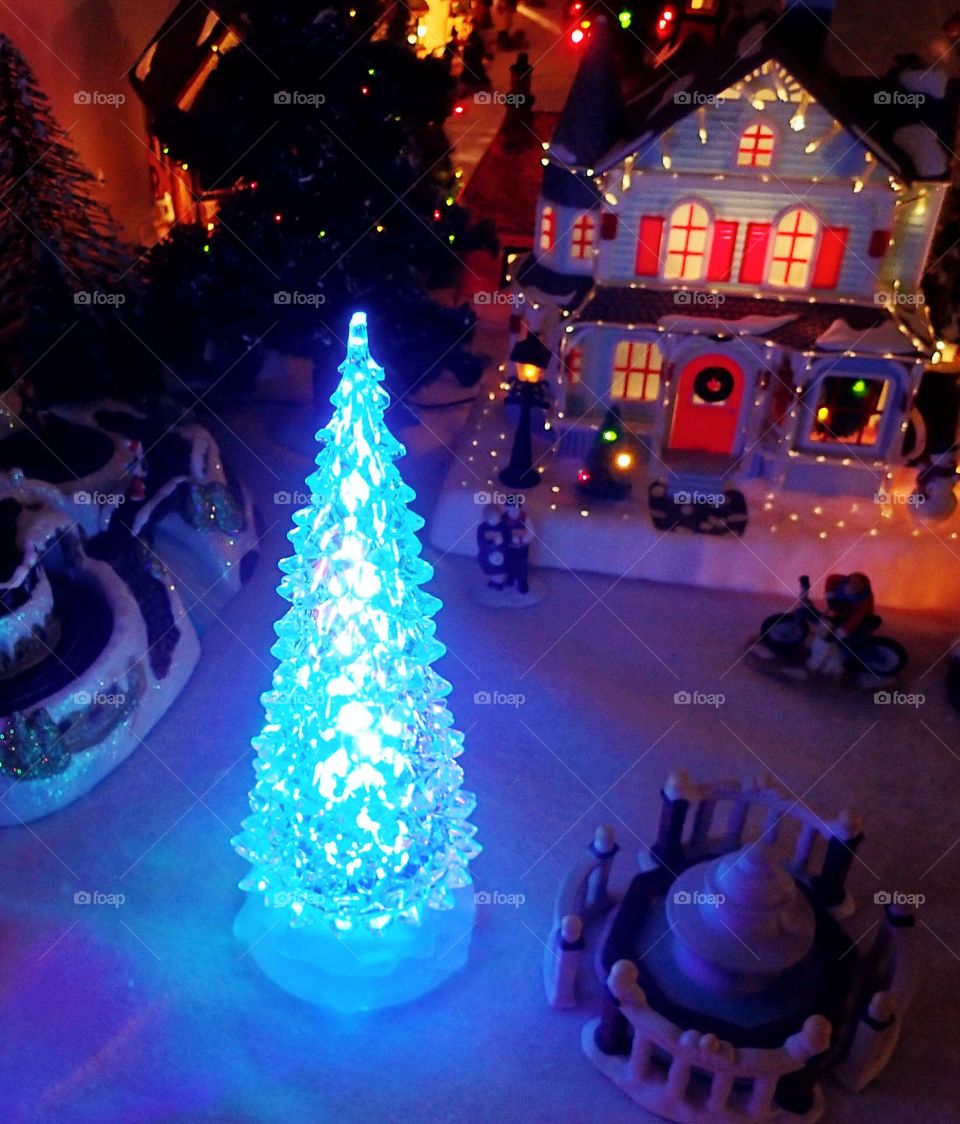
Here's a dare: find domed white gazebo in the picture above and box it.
[544,771,917,1123]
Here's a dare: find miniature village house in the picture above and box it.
[512,6,958,520]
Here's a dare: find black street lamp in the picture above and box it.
[499,333,551,490]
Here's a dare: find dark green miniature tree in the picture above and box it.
[577,406,634,500]
[0,35,146,404]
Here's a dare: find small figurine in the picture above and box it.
[913,448,958,520]
[822,572,875,666]
[476,502,507,589]
[749,574,907,689]
[472,498,542,607]
[501,499,532,594]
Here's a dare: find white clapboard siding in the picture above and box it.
[629,95,868,182]
[598,175,903,301]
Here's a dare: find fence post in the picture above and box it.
[652,769,692,870]
[546,914,585,1009]
[811,808,863,917]
[586,825,619,913]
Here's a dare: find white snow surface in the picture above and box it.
[429,376,960,610]
[1,390,958,1123]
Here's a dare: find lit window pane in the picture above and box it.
[769,207,819,289]
[808,376,888,446]
[664,202,710,281]
[737,123,776,167]
[612,341,663,401]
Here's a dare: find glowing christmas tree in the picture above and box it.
[233,312,479,1010]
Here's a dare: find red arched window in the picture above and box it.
[737,123,776,168]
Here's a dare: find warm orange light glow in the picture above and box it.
[614,452,634,470]
[517,363,542,383]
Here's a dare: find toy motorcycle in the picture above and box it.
[749,576,908,688]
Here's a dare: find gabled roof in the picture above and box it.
[515,255,593,307]
[548,16,622,168]
[595,16,959,182]
[129,1,249,116]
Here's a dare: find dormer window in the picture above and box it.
[737,123,776,168]
[769,207,819,289]
[539,206,555,252]
[664,202,710,281]
[571,213,597,260]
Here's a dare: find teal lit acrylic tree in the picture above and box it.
[233,312,479,1010]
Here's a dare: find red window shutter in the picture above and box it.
[706,220,738,282]
[869,229,891,258]
[811,226,849,289]
[635,215,665,276]
[739,221,771,284]
[565,346,583,384]
[600,212,618,240]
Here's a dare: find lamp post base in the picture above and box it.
[234,889,476,1012]
[498,468,541,489]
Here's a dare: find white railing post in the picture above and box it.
[586,824,619,913]
[545,914,585,1010]
[663,1052,692,1100]
[835,990,900,1092]
[746,1074,778,1117]
[705,1071,735,1115]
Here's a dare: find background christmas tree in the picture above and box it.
[233,313,478,1006]
[0,35,152,405]
[577,406,634,500]
[146,1,494,399]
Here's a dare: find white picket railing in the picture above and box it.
[585,960,830,1123]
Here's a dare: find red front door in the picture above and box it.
[668,355,745,455]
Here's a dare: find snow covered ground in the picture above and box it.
[429,377,960,612]
[2,389,959,1124]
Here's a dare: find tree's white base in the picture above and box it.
[470,581,545,609]
[234,889,476,1012]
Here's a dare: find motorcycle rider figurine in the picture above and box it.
[823,572,875,663]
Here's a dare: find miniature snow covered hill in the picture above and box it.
[0,472,199,825]
[0,398,259,606]
[429,381,960,610]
